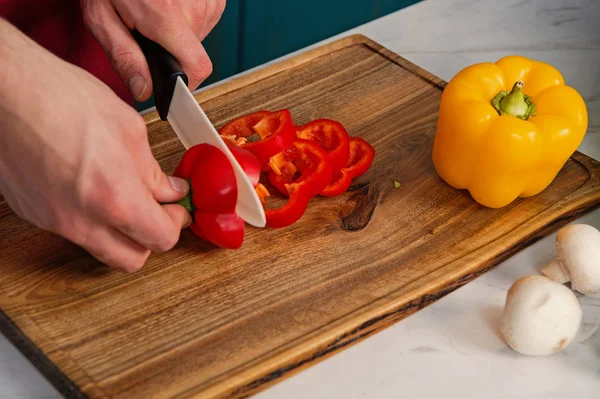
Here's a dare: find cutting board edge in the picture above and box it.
[0,309,89,399]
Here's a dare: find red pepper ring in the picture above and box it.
[320,137,375,197]
[218,110,271,139]
[296,119,351,173]
[218,109,296,163]
[264,139,332,227]
[227,144,261,187]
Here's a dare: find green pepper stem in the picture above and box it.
[166,178,195,216]
[174,194,194,214]
[491,81,536,120]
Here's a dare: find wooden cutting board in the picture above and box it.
[1,35,599,399]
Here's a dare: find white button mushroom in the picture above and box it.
[541,224,600,296]
[500,275,582,356]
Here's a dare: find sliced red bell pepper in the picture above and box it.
[227,143,261,187]
[264,139,332,227]
[218,110,296,163]
[219,110,271,139]
[295,119,350,173]
[320,137,375,197]
[173,143,237,213]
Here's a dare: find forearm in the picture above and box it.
[0,15,190,272]
[0,18,56,132]
[0,18,78,196]
[0,18,87,154]
[0,17,39,96]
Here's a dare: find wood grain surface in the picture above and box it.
[1,35,599,399]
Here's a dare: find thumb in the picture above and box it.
[144,158,192,229]
[147,160,190,204]
[82,1,153,101]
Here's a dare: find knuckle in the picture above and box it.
[99,250,149,273]
[83,173,133,229]
[109,44,139,75]
[121,253,149,273]
[215,0,226,18]
[154,232,179,252]
[104,195,134,231]
[147,163,165,192]
[188,57,213,83]
[152,0,176,14]
[117,112,147,145]
[49,212,94,252]
[51,211,78,240]
[127,113,148,140]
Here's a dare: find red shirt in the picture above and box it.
[0,0,133,105]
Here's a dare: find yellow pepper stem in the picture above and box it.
[491,81,536,120]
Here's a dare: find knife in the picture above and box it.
[132,31,266,228]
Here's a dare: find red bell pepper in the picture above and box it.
[173,143,261,249]
[218,110,296,163]
[320,137,375,197]
[173,143,238,213]
[296,119,350,173]
[190,212,245,250]
[264,139,332,227]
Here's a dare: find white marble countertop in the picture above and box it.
[1,0,599,398]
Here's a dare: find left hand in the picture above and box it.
[81,0,226,101]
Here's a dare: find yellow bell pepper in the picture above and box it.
[432,55,588,208]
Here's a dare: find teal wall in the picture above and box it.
[135,0,421,111]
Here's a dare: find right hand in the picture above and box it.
[0,19,191,272]
[81,0,226,101]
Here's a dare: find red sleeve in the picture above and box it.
[0,0,134,105]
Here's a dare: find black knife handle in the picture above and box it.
[131,30,189,120]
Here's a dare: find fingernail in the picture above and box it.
[169,176,189,193]
[127,74,147,100]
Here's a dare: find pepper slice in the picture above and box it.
[296,119,350,173]
[264,139,332,227]
[320,137,375,197]
[219,110,271,140]
[227,143,261,187]
[218,109,296,163]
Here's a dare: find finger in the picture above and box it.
[81,1,152,101]
[130,137,190,204]
[162,203,193,229]
[136,10,213,91]
[196,0,225,41]
[106,177,186,253]
[187,0,226,42]
[79,224,151,273]
[138,156,192,228]
[146,156,190,203]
